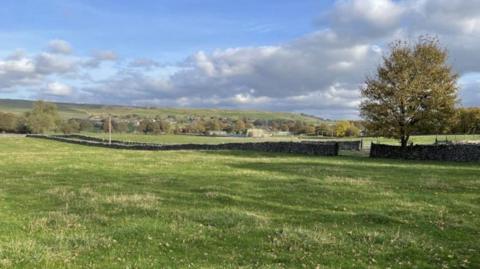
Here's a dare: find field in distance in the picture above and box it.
[0,98,327,123]
[0,137,478,268]
[86,132,301,144]
[86,132,480,146]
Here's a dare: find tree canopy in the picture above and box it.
[0,112,21,133]
[453,107,480,134]
[360,37,458,147]
[25,101,61,133]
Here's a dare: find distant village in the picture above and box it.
[85,113,363,138]
[0,100,362,137]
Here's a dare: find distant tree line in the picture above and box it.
[0,100,362,137]
[452,108,480,134]
[0,101,62,134]
[1,99,478,138]
[0,101,96,134]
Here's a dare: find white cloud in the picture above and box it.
[0,52,39,89]
[35,52,77,74]
[0,43,81,93]
[45,82,73,96]
[94,50,118,61]
[128,58,161,69]
[232,93,271,105]
[335,0,404,26]
[170,34,377,99]
[0,57,35,74]
[329,0,405,38]
[48,39,73,54]
[84,50,118,68]
[409,0,480,35]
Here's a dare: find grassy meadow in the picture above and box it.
[0,137,479,268]
[87,133,300,144]
[87,132,480,148]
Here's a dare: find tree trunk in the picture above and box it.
[400,135,410,148]
[401,137,406,148]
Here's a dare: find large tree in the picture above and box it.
[0,112,21,133]
[360,37,458,147]
[25,100,61,133]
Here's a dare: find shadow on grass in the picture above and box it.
[202,149,480,170]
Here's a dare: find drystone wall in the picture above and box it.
[302,140,362,151]
[28,135,339,156]
[370,143,480,162]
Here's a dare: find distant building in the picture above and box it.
[88,116,104,127]
[246,128,271,138]
[272,131,292,137]
[206,130,228,136]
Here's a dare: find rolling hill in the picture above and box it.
[0,98,331,123]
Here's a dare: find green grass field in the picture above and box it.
[0,137,479,268]
[363,134,480,146]
[87,132,480,148]
[87,133,300,144]
[301,134,480,150]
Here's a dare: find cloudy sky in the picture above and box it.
[0,0,479,119]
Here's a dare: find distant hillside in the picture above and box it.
[0,99,332,123]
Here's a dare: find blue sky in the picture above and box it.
[0,0,479,119]
[0,0,328,59]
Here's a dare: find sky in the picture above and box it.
[0,0,479,119]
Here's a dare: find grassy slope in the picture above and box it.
[0,137,479,268]
[0,99,96,119]
[87,132,480,147]
[0,99,326,123]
